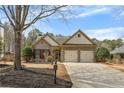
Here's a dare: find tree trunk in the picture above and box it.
[14,31,22,70]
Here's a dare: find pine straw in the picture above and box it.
[0,64,72,88]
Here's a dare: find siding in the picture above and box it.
[66,32,92,44]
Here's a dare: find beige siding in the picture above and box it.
[44,35,59,46]
[66,32,92,44]
[34,42,49,49]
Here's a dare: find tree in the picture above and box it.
[47,32,54,36]
[0,37,3,48]
[26,28,43,46]
[96,47,110,62]
[3,23,15,53]
[0,36,3,56]
[92,38,102,47]
[92,38,123,51]
[21,46,32,62]
[102,39,123,50]
[21,34,26,48]
[56,34,64,37]
[0,5,67,70]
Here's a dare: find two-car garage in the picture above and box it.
[61,30,96,63]
[64,50,95,63]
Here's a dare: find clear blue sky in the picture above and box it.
[1,5,124,40]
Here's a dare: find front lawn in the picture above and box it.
[0,63,72,88]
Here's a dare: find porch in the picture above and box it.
[33,49,60,63]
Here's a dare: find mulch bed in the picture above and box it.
[0,64,72,88]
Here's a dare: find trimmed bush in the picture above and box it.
[96,47,110,62]
[47,55,54,64]
[21,46,32,62]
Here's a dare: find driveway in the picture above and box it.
[64,63,124,88]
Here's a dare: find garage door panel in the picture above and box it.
[64,50,78,62]
[80,51,94,63]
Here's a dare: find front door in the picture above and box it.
[35,49,40,59]
[40,50,45,59]
[54,50,60,61]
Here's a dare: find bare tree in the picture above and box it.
[0,5,67,70]
[3,23,15,53]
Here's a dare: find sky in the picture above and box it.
[0,5,124,40]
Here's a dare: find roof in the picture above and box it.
[53,36,70,45]
[33,36,43,44]
[43,33,59,46]
[110,45,124,54]
[32,36,51,47]
[33,29,95,47]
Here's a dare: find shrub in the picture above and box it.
[47,55,54,64]
[120,53,124,59]
[5,52,11,55]
[113,54,121,59]
[96,47,110,62]
[21,46,32,62]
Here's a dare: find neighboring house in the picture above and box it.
[110,44,124,54]
[110,44,124,63]
[32,30,96,62]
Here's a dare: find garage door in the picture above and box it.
[80,51,94,62]
[64,50,78,62]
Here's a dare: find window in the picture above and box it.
[77,34,81,37]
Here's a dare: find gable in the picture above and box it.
[34,40,50,49]
[64,31,93,45]
[44,35,59,46]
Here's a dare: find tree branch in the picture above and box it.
[23,5,66,30]
[2,6,15,28]
[21,5,30,28]
[0,23,4,29]
[7,5,16,22]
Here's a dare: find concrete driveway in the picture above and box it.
[64,63,124,88]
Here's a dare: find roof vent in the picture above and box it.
[77,34,81,37]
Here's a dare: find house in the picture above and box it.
[110,44,124,63]
[32,30,96,62]
[110,44,124,54]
